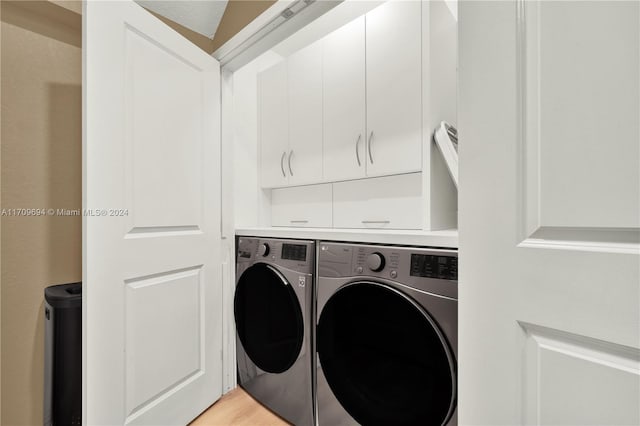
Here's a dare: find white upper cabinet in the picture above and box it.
[365,0,422,177]
[259,61,289,188]
[260,0,424,188]
[323,17,366,182]
[287,40,324,185]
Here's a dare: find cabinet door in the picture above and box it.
[259,61,289,188]
[323,17,366,181]
[272,184,333,228]
[333,173,423,229]
[288,41,323,185]
[366,1,422,177]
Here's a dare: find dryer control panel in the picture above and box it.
[410,253,458,281]
[319,242,457,299]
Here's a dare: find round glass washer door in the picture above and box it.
[317,281,456,426]
[234,263,304,374]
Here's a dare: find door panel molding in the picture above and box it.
[520,321,640,425]
[518,227,640,254]
[516,0,640,254]
[124,23,206,233]
[125,225,202,238]
[124,266,205,419]
[125,371,205,424]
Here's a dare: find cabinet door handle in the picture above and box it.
[290,220,309,224]
[288,150,294,176]
[355,134,362,166]
[367,131,374,164]
[280,151,286,177]
[361,220,390,224]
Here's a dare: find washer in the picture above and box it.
[234,237,315,426]
[316,242,458,426]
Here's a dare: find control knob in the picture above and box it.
[258,243,270,257]
[366,252,385,272]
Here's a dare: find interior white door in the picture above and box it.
[259,61,289,188]
[322,17,366,182]
[287,40,323,185]
[365,0,422,177]
[459,1,640,424]
[84,1,222,424]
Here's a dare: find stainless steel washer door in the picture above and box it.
[317,281,456,426]
[234,263,304,374]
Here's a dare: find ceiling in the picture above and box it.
[138,0,277,54]
[136,0,229,38]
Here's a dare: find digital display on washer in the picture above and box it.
[410,254,457,280]
[282,244,307,261]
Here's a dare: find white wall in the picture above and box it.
[232,51,283,228]
[427,0,458,230]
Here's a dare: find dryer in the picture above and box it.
[316,242,458,426]
[235,237,315,426]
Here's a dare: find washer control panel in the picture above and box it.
[237,237,314,274]
[319,242,457,299]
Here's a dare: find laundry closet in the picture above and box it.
[225,2,460,424]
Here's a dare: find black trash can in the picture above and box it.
[44,282,82,426]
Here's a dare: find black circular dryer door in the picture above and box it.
[234,263,304,374]
[317,282,456,426]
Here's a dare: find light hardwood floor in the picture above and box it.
[190,388,290,426]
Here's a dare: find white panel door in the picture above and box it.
[365,0,422,177]
[287,40,323,185]
[259,61,289,188]
[459,1,639,424]
[323,17,366,182]
[84,2,222,424]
